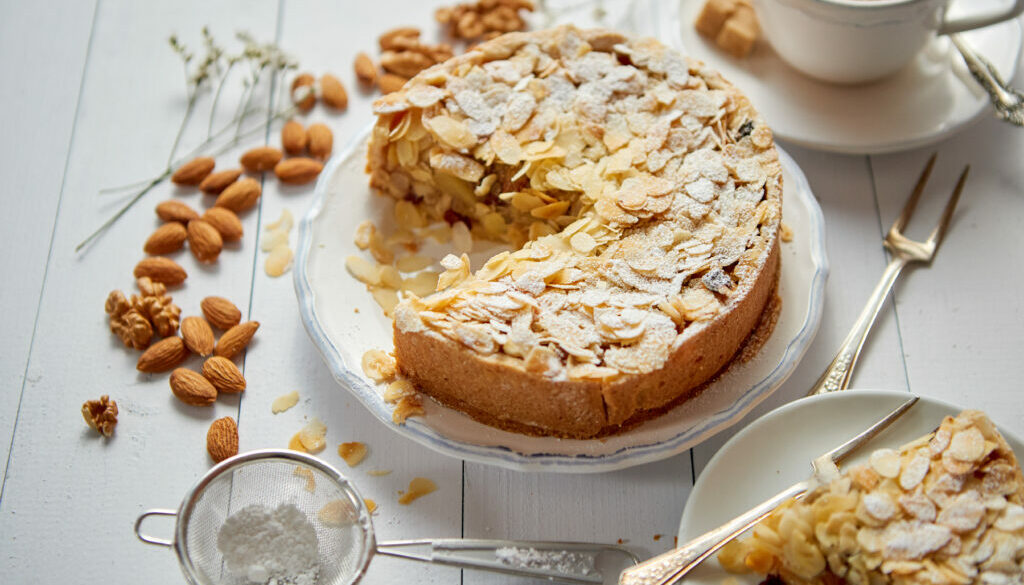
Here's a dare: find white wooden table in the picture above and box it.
[1,1,1021,583]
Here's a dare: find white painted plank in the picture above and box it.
[462,455,694,585]
[868,96,1024,440]
[237,1,464,583]
[0,0,96,480]
[691,144,907,476]
[0,2,280,583]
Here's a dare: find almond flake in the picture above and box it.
[271,391,300,414]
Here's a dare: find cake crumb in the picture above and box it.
[780,222,793,242]
[653,534,662,541]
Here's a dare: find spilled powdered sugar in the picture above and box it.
[495,546,597,576]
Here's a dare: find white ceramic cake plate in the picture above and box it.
[677,389,1024,584]
[294,128,828,473]
[666,0,1023,154]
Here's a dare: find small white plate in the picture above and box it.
[294,128,828,472]
[664,0,1023,154]
[677,389,1024,584]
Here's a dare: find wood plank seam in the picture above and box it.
[0,0,101,504]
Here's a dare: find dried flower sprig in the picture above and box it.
[77,29,299,253]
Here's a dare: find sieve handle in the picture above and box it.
[134,509,177,547]
[376,539,638,584]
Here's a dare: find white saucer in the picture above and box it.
[676,389,1024,584]
[294,128,827,473]
[665,0,1022,154]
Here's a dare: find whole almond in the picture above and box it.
[354,52,378,85]
[169,368,217,406]
[187,219,223,263]
[378,73,407,95]
[202,356,246,393]
[240,146,283,173]
[215,178,261,212]
[274,158,323,185]
[320,74,348,110]
[155,200,200,224]
[137,336,189,373]
[134,257,187,285]
[144,222,187,255]
[307,123,333,160]
[281,120,307,155]
[379,27,421,51]
[201,207,243,242]
[181,316,215,356]
[291,72,316,111]
[198,168,242,194]
[215,321,260,359]
[207,417,239,462]
[171,157,215,185]
[201,296,242,330]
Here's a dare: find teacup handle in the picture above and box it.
[940,0,1024,35]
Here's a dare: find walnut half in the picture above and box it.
[82,395,118,437]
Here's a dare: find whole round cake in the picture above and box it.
[367,26,781,439]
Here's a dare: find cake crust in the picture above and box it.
[368,26,782,438]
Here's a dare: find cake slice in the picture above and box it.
[718,410,1024,585]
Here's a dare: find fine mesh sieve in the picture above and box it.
[135,449,638,585]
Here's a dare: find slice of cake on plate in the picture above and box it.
[367,26,782,438]
[718,410,1024,585]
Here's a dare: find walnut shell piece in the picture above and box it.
[82,395,118,437]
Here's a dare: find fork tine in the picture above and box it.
[926,165,970,251]
[891,154,937,235]
[821,396,920,465]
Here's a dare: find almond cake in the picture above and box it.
[366,26,782,438]
[718,410,1024,585]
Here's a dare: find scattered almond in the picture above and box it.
[398,477,436,505]
[294,466,316,491]
[288,433,308,452]
[180,316,215,356]
[186,219,223,263]
[206,417,238,462]
[378,73,407,94]
[201,207,243,242]
[320,73,348,110]
[134,257,187,286]
[170,368,217,406]
[198,168,243,194]
[155,200,200,224]
[307,123,333,160]
[265,244,293,277]
[201,356,246,393]
[214,321,260,359]
[271,391,300,414]
[274,157,323,184]
[298,417,327,453]
[392,395,424,424]
[144,222,187,255]
[200,296,242,330]
[361,349,397,382]
[136,336,189,373]
[338,442,368,467]
[171,157,215,185]
[318,499,358,526]
[240,146,283,173]
[281,120,307,155]
[291,72,316,111]
[215,177,261,212]
[354,52,377,85]
[379,27,421,51]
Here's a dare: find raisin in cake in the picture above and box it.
[367,26,782,438]
[718,410,1024,585]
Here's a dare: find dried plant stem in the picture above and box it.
[207,60,236,139]
[168,91,198,168]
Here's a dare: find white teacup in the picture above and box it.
[752,0,1024,84]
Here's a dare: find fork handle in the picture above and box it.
[808,257,908,396]
[618,481,810,585]
[950,35,1020,112]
